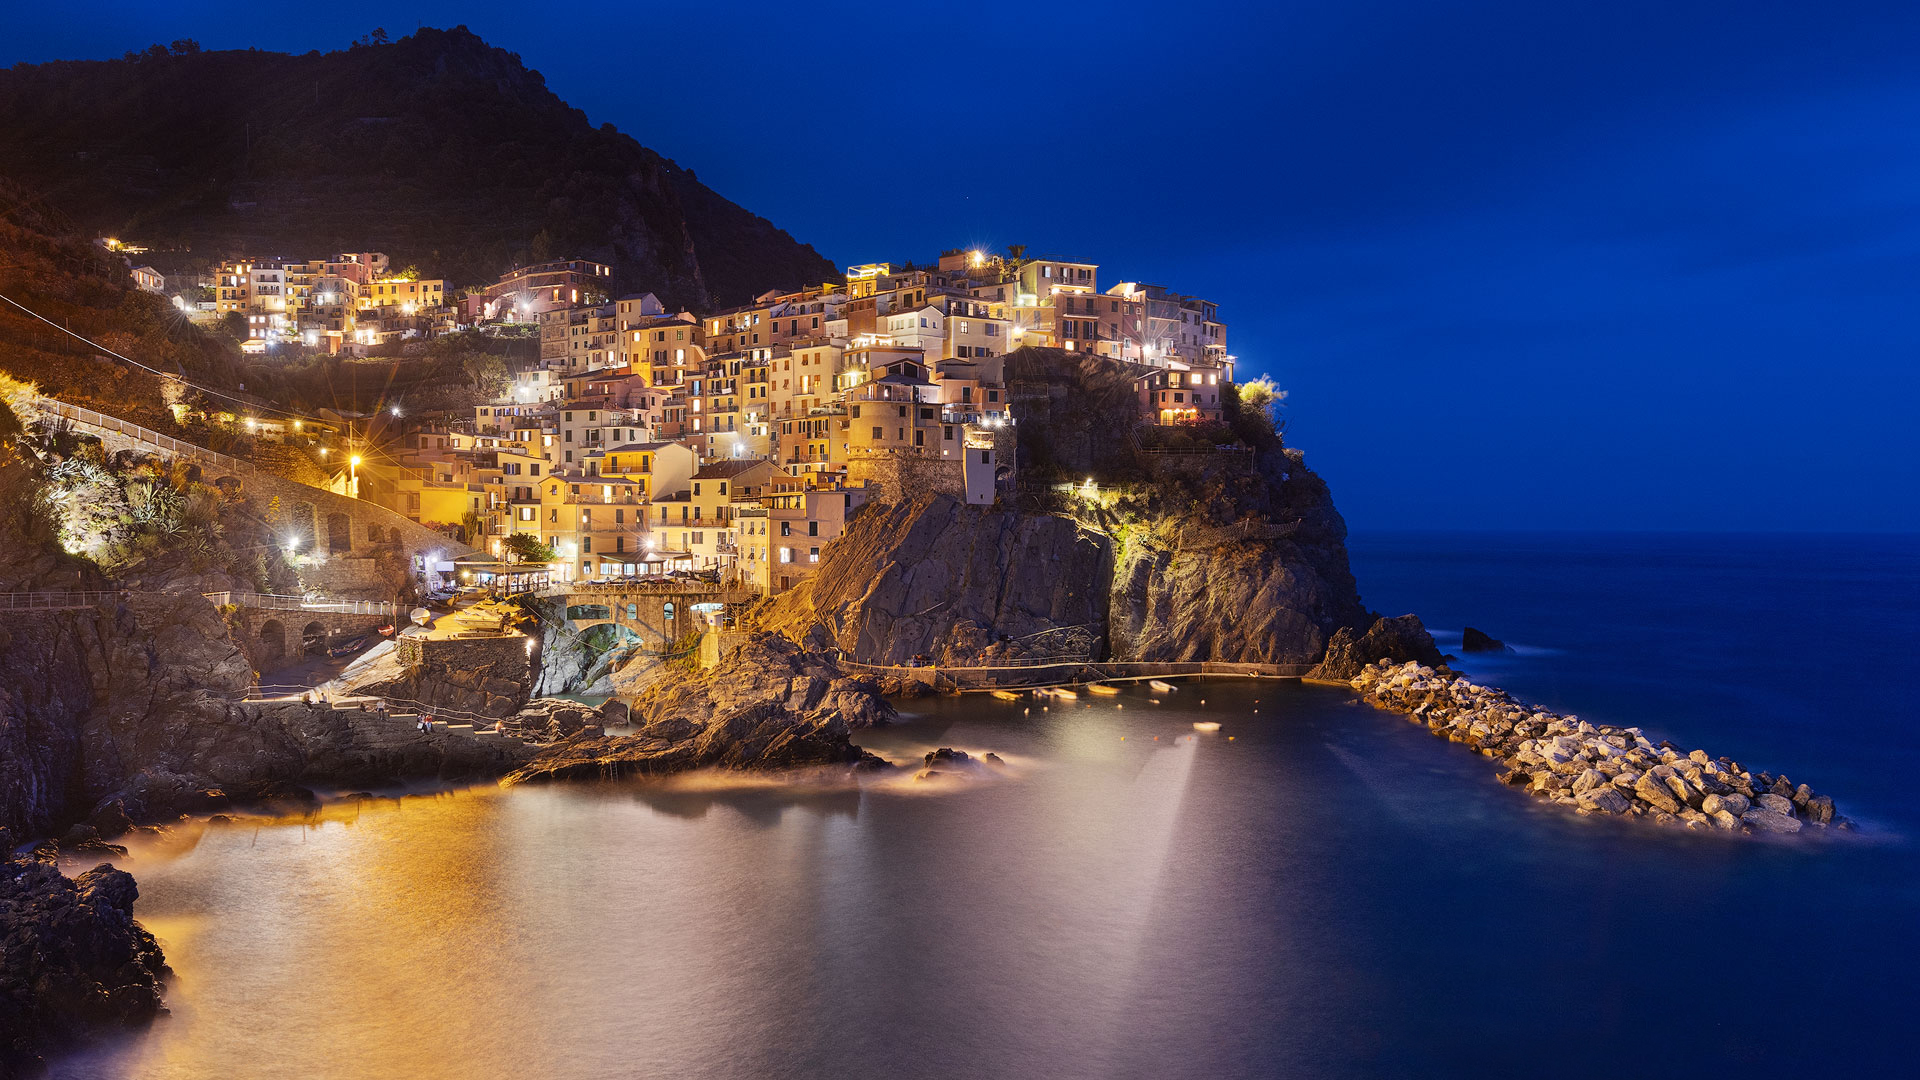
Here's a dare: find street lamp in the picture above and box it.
[349,454,362,498]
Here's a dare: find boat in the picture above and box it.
[991,690,1021,701]
[1149,679,1177,693]
[1087,684,1120,696]
[1193,721,1221,732]
[1053,688,1079,701]
[327,635,368,658]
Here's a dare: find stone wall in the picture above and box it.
[371,632,533,717]
[846,451,965,502]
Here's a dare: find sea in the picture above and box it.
[45,532,1919,1079]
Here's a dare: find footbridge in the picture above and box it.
[538,579,757,649]
[32,397,473,563]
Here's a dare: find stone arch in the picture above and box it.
[257,619,287,669]
[302,621,327,654]
[326,512,352,554]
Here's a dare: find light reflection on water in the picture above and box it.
[47,679,1913,1079]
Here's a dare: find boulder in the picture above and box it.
[1740,808,1803,834]
[1460,627,1508,653]
[1635,772,1683,815]
[1309,615,1446,681]
[1755,794,1796,816]
[1578,786,1629,814]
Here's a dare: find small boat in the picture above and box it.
[991,690,1021,701]
[1149,680,1177,693]
[327,635,368,658]
[1193,721,1221,732]
[1053,688,1079,701]
[1087,684,1120,696]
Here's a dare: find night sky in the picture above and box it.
[8,2,1918,532]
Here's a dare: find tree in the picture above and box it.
[1226,377,1288,448]
[460,508,484,545]
[502,532,555,563]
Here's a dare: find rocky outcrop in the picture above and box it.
[758,495,1112,665]
[1461,627,1508,653]
[1351,660,1845,835]
[1,839,169,1075]
[502,634,891,785]
[356,633,534,718]
[1309,615,1446,681]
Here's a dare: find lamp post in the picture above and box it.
[349,454,362,498]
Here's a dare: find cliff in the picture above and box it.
[759,348,1380,669]
[0,28,836,308]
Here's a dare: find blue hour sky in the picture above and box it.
[8,1,1919,531]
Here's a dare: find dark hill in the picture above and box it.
[0,27,837,307]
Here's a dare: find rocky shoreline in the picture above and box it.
[1,832,169,1076]
[1350,660,1844,834]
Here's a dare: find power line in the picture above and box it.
[0,289,329,423]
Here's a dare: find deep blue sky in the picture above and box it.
[9,1,1919,532]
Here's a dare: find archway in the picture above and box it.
[302,621,327,654]
[257,619,286,669]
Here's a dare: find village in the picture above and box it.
[124,244,1234,595]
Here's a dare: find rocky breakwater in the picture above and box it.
[502,633,893,785]
[1350,661,1844,835]
[2,832,169,1075]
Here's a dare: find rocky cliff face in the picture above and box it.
[504,634,891,785]
[760,447,1373,669]
[757,497,1113,665]
[1,842,169,1076]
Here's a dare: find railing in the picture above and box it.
[203,591,395,616]
[836,655,1314,687]
[38,398,258,477]
[0,591,125,611]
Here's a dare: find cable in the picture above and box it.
[0,289,328,423]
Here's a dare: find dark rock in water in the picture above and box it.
[1461,627,1508,653]
[1,850,169,1075]
[86,799,134,840]
[984,753,1005,766]
[923,747,973,768]
[502,633,895,785]
[1309,614,1446,681]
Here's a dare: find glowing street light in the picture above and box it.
[349,454,362,498]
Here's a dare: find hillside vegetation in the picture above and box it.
[0,27,837,307]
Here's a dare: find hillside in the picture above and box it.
[0,27,837,307]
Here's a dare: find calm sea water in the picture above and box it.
[48,532,1919,1078]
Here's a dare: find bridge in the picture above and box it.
[538,579,757,649]
[206,592,396,673]
[31,396,473,565]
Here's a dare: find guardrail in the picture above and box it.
[203,591,395,616]
[0,591,125,611]
[836,655,1313,688]
[38,398,258,477]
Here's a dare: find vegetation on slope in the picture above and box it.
[0,28,838,307]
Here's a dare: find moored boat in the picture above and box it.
[1053,688,1079,700]
[1087,684,1120,696]
[1149,679,1177,693]
[991,689,1021,700]
[1193,721,1221,732]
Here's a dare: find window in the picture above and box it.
[780,521,791,536]
[779,547,793,564]
[872,426,883,440]
[808,521,818,536]
[809,547,819,562]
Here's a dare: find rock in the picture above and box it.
[501,634,894,785]
[1721,792,1751,816]
[1579,786,1630,814]
[1804,794,1835,824]
[1636,772,1683,815]
[923,748,973,768]
[1460,627,1507,653]
[1755,793,1796,816]
[1310,615,1446,681]
[1571,769,1604,796]
[1741,808,1803,834]
[86,799,134,840]
[1,851,170,1074]
[1711,809,1741,830]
